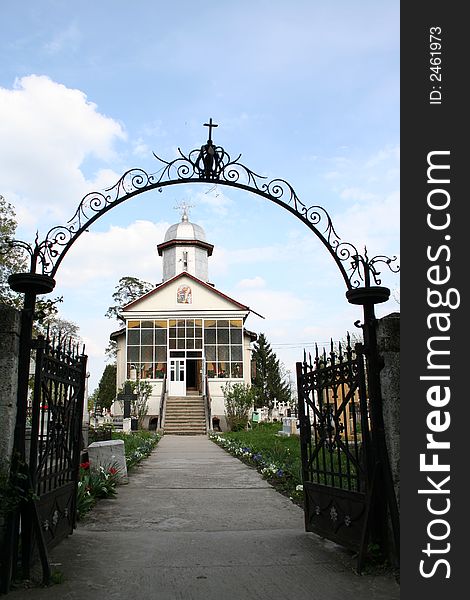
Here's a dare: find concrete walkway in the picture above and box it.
[13,436,399,600]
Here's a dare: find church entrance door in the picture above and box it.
[169,358,185,396]
[186,359,202,394]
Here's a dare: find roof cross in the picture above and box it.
[173,200,194,221]
[203,118,218,142]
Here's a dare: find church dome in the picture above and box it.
[164,212,207,242]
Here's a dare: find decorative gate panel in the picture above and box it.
[296,338,373,565]
[29,335,87,551]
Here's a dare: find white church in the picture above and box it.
[110,206,260,433]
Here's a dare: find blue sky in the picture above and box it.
[1,0,399,392]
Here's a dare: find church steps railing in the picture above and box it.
[158,375,167,432]
[203,375,212,433]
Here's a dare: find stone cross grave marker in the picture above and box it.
[117,382,137,419]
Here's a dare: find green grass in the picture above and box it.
[212,421,363,501]
[225,422,302,477]
[112,430,161,470]
[211,422,304,504]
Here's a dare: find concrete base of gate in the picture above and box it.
[87,439,128,483]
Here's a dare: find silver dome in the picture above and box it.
[164,217,207,242]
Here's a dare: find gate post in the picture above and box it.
[346,285,400,567]
[377,313,400,509]
[0,306,21,470]
[3,273,55,590]
[0,306,21,593]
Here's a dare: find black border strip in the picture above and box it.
[401,2,466,595]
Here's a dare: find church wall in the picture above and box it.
[115,334,126,390]
[162,246,209,282]
[207,331,254,429]
[147,383,164,415]
[111,380,164,419]
[194,247,209,281]
[123,275,241,313]
[162,247,176,281]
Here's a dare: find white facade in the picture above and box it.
[111,212,258,430]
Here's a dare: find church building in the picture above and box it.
[110,206,260,432]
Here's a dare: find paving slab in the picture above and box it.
[11,435,399,600]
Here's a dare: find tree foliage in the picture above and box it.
[251,333,291,409]
[105,276,154,322]
[104,339,118,363]
[88,388,99,413]
[37,316,82,345]
[0,195,26,307]
[96,364,117,411]
[0,196,67,325]
[222,382,255,431]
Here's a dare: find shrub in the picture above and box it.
[222,382,254,431]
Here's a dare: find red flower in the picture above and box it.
[80,461,90,470]
[108,467,118,475]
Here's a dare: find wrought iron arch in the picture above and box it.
[2,120,400,587]
[6,119,398,290]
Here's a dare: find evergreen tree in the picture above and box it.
[96,364,117,411]
[251,333,291,409]
[88,388,99,413]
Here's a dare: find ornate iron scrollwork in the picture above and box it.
[4,119,399,290]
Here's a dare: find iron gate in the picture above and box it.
[296,337,374,569]
[23,334,87,571]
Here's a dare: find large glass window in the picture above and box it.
[126,320,167,379]
[204,319,244,379]
[168,318,203,350]
[126,318,243,380]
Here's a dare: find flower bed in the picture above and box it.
[209,423,304,505]
[112,430,161,470]
[77,431,161,519]
[76,461,120,520]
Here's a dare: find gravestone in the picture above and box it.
[117,382,137,419]
[278,416,298,436]
[88,439,128,483]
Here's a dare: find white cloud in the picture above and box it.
[0,75,126,232]
[334,190,400,254]
[237,276,266,289]
[132,139,150,158]
[57,220,169,288]
[195,188,233,216]
[232,283,310,323]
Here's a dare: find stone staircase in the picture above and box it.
[163,395,207,435]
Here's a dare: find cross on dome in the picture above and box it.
[173,201,195,222]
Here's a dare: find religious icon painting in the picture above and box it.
[177,285,192,304]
